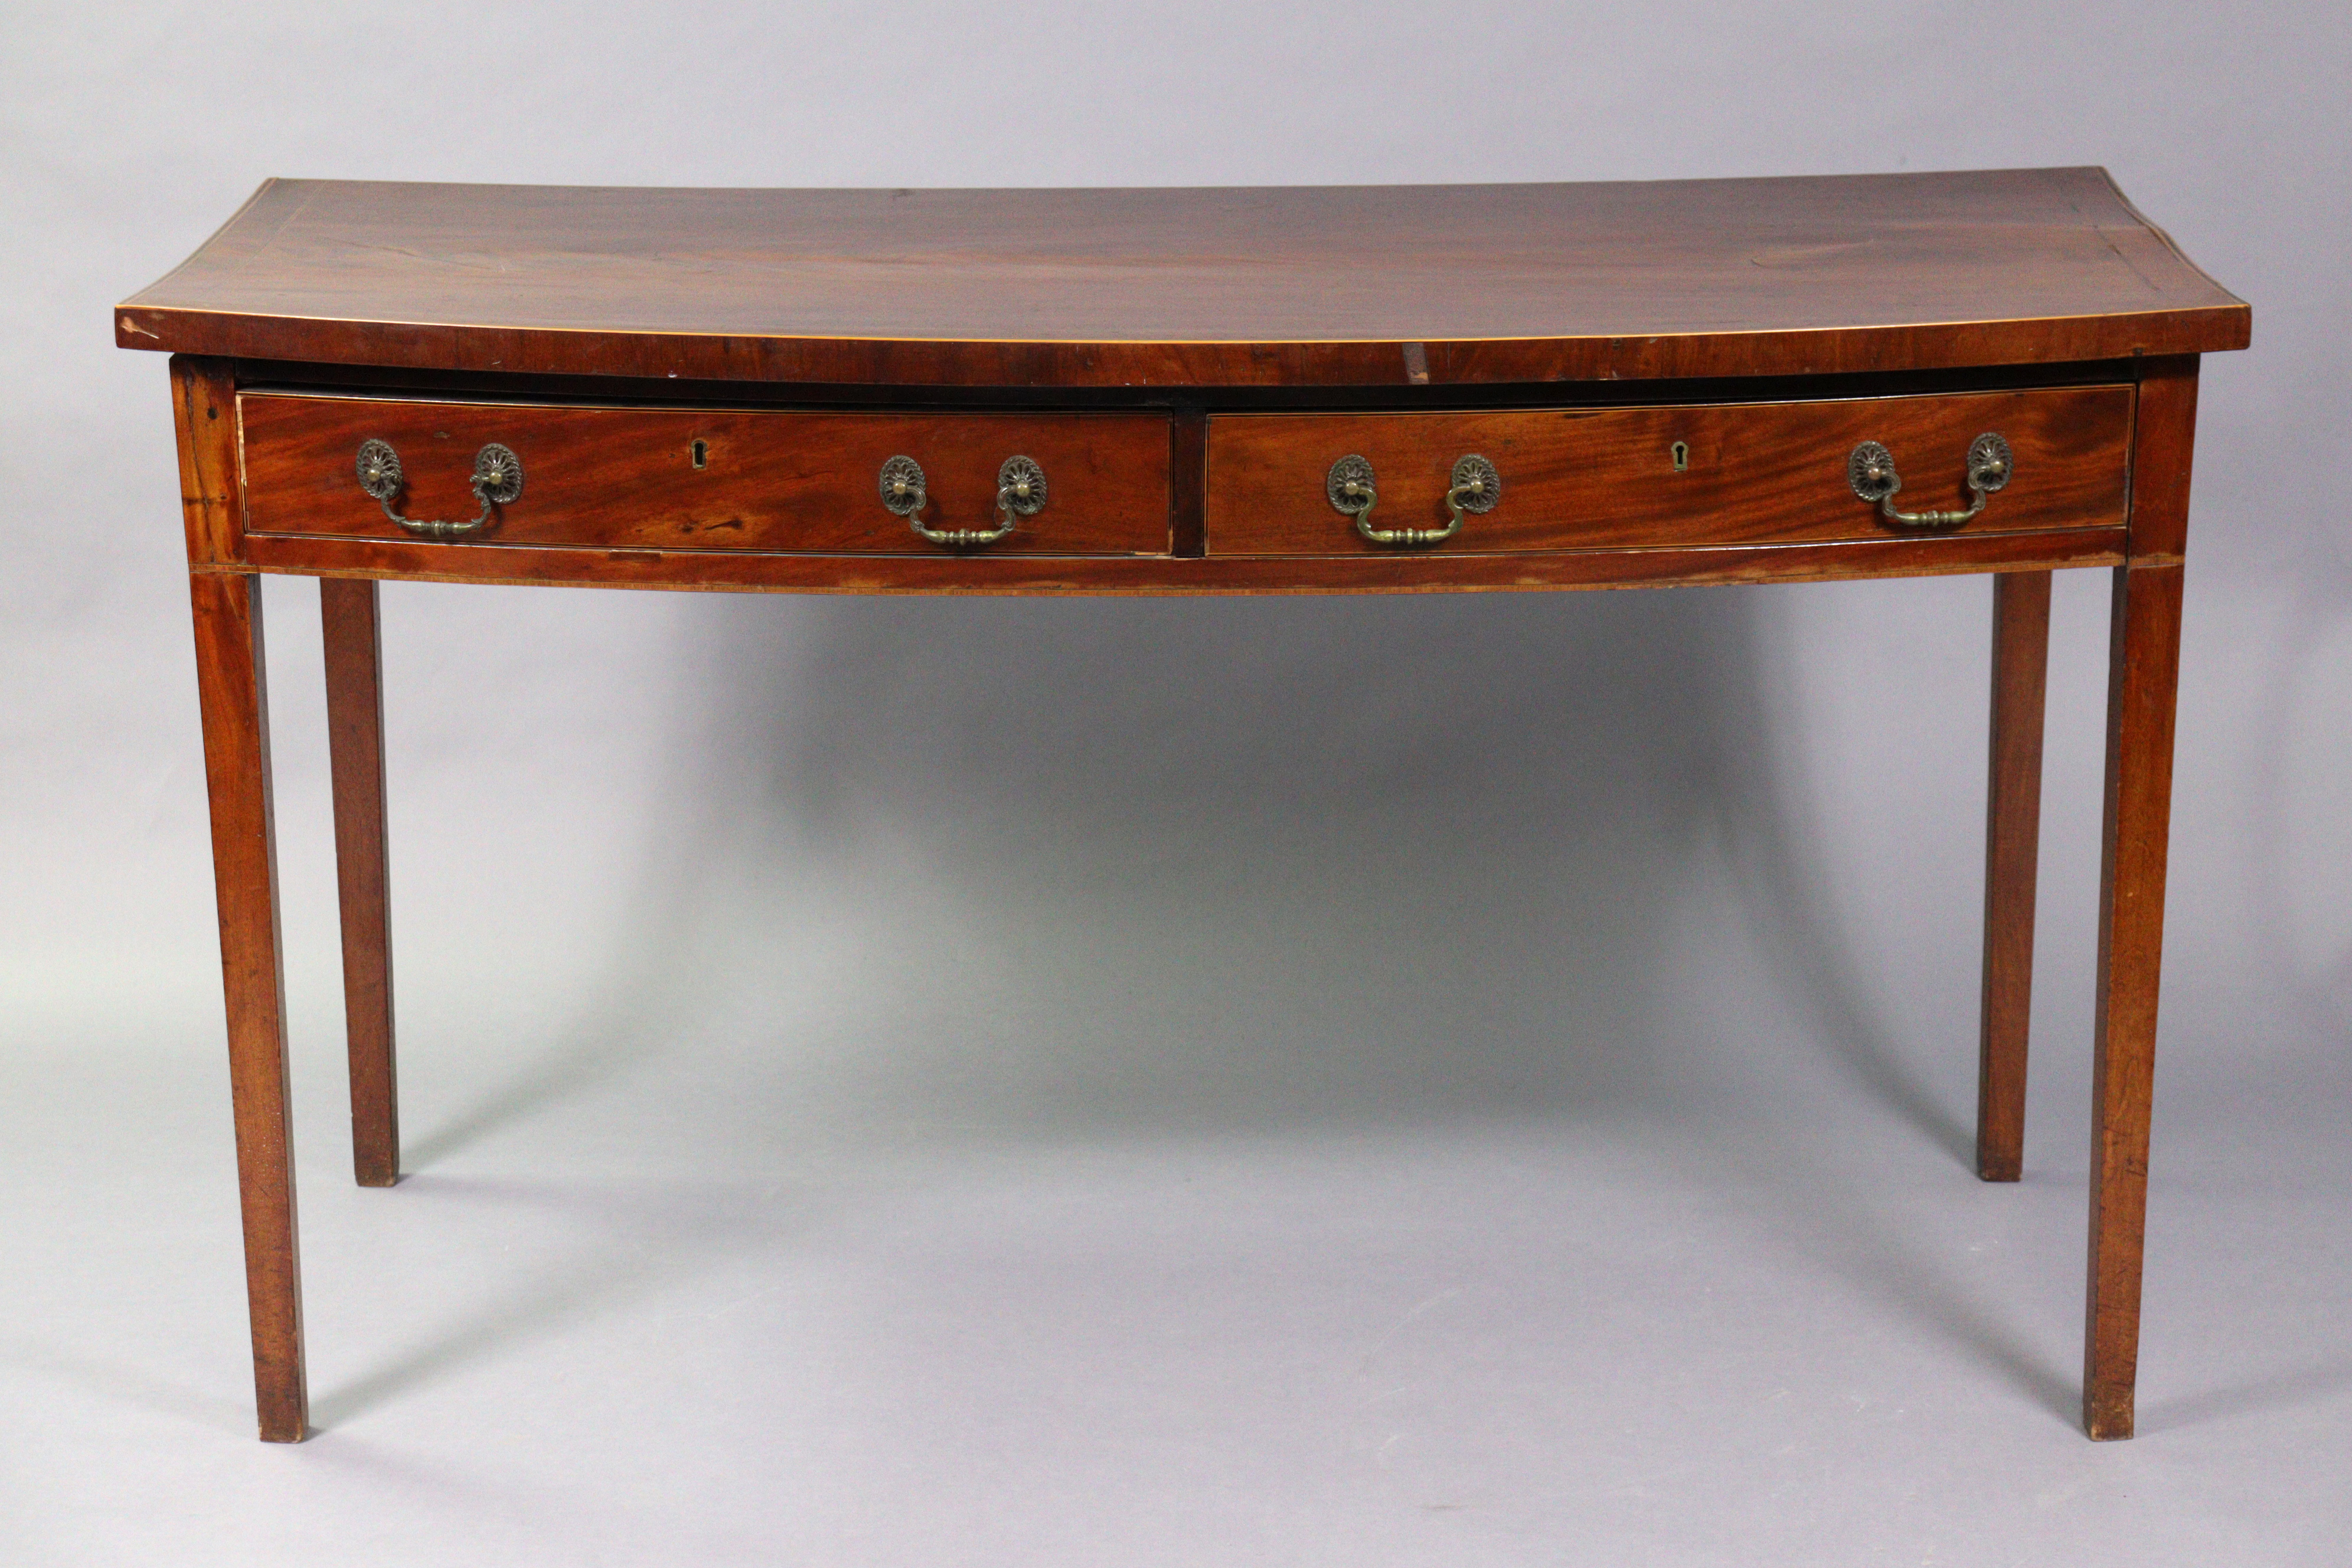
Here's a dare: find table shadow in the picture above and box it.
[308,1173,806,1432]
[381,579,2024,1421]
[410,582,1972,1158]
[2137,1358,2352,1434]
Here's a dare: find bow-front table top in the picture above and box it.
[116,165,2250,1446]
[117,167,2247,388]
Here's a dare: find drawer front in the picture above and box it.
[1205,387,2132,556]
[239,395,1172,556]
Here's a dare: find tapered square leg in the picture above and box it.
[2082,358,2199,1441]
[1977,570,2051,1181]
[322,578,400,1187]
[2083,561,2184,1439]
[190,571,308,1443]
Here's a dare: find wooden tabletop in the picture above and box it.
[117,168,2246,388]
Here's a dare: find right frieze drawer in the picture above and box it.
[1203,385,2134,556]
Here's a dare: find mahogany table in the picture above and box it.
[117,169,2249,1442]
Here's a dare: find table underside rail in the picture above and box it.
[231,525,2128,594]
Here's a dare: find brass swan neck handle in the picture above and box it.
[355,439,523,540]
[1849,432,2014,528]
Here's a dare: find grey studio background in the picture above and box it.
[2,2,2347,1564]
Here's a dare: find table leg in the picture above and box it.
[1976,570,2051,1181]
[190,571,308,1443]
[2082,559,2186,1440]
[322,578,400,1187]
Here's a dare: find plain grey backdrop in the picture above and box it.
[4,2,2348,1563]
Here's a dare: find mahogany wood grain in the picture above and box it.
[2083,354,2202,1439]
[188,571,307,1443]
[2126,358,2201,561]
[233,352,2151,414]
[117,172,2247,388]
[2085,560,2186,1440]
[1204,388,2130,556]
[1977,570,2052,1182]
[171,357,240,564]
[240,396,1171,557]
[322,579,399,1188]
[228,524,2131,595]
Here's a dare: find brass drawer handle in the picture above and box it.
[880,454,1045,547]
[354,439,523,540]
[1848,432,2014,528]
[1329,453,1500,546]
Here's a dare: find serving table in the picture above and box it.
[116,169,2249,1442]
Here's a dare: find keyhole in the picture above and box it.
[1670,441,1689,472]
[691,439,708,469]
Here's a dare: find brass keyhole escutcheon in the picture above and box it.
[691,439,708,469]
[1671,440,1689,472]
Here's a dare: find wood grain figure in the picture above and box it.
[1204,388,2131,556]
[119,172,2246,386]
